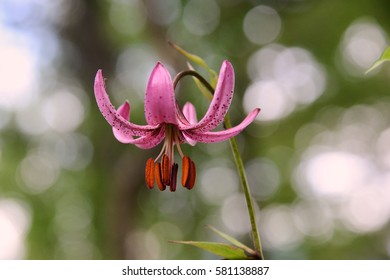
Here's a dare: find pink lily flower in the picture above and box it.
[94,60,260,191]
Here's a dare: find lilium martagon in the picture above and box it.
[94,60,260,192]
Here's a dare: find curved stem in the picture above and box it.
[173,70,215,94]
[176,70,264,259]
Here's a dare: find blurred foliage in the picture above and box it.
[1,0,390,260]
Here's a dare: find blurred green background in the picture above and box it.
[1,0,390,260]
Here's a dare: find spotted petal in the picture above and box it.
[112,101,132,143]
[94,70,159,137]
[133,126,166,149]
[183,102,198,125]
[183,108,260,143]
[178,60,234,132]
[111,101,165,148]
[181,102,198,146]
[144,62,178,126]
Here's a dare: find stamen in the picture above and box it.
[187,159,196,190]
[182,156,196,189]
[154,142,167,162]
[182,156,190,187]
[161,154,171,186]
[170,163,178,192]
[145,124,196,192]
[155,162,166,191]
[145,158,155,189]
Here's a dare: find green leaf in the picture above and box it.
[187,62,214,101]
[366,47,390,74]
[169,241,250,259]
[169,41,210,69]
[168,41,218,88]
[206,69,218,89]
[206,225,257,256]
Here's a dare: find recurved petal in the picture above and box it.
[117,100,130,118]
[112,125,165,149]
[179,60,234,132]
[177,103,197,145]
[182,133,197,146]
[144,62,178,125]
[94,70,159,137]
[102,85,163,146]
[183,108,260,143]
[112,101,133,143]
[112,101,165,147]
[183,102,198,124]
[134,126,166,149]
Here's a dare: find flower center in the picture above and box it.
[145,124,196,192]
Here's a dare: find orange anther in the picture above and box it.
[155,162,166,191]
[186,159,196,190]
[145,158,155,189]
[182,156,196,190]
[182,156,190,187]
[161,154,171,186]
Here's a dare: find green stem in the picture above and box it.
[173,70,215,96]
[224,115,264,260]
[175,69,264,259]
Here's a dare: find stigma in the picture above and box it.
[145,125,196,192]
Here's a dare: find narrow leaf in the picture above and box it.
[168,41,209,69]
[187,62,213,101]
[206,225,256,256]
[170,240,249,260]
[168,41,218,87]
[206,68,218,89]
[366,47,390,74]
